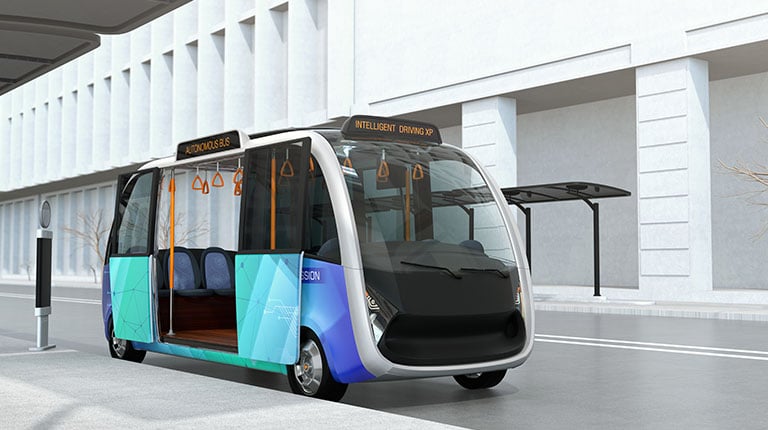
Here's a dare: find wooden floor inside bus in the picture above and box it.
[161,328,238,353]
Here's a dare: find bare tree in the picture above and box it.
[156,211,210,249]
[63,210,111,282]
[720,116,768,237]
[19,260,33,281]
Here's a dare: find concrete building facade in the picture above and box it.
[2,0,768,303]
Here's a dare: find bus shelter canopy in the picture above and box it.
[0,0,191,96]
[501,181,631,205]
[501,182,631,297]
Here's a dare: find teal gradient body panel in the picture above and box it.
[109,256,153,343]
[235,254,301,364]
[134,341,286,374]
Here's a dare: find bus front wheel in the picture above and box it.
[107,317,146,363]
[453,370,507,389]
[287,331,348,401]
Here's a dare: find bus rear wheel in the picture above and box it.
[287,331,348,401]
[107,317,146,363]
[453,370,507,389]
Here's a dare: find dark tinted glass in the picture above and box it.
[240,141,309,251]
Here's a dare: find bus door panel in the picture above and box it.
[236,138,311,364]
[234,253,301,364]
[110,256,154,342]
[107,169,160,343]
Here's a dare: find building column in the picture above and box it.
[461,97,517,188]
[636,58,712,299]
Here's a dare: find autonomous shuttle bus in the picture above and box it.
[102,115,534,401]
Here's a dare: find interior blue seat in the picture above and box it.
[166,247,212,297]
[201,247,235,296]
[156,249,170,297]
[317,238,341,262]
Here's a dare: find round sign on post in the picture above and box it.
[39,200,51,229]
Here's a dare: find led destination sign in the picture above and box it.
[177,131,242,160]
[341,115,442,144]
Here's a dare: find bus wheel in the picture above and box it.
[453,370,507,389]
[287,331,348,401]
[108,317,146,363]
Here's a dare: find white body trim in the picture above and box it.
[139,129,535,379]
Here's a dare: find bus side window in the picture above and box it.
[110,170,158,257]
[304,157,339,263]
[240,140,310,252]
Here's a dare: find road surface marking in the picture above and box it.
[0,292,100,305]
[0,349,77,358]
[535,334,768,361]
[536,333,768,356]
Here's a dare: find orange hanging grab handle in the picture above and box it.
[212,163,225,188]
[233,181,242,196]
[233,167,243,184]
[412,163,424,180]
[343,157,353,169]
[211,172,225,188]
[308,156,316,178]
[192,173,204,191]
[376,160,390,182]
[280,149,294,178]
[376,150,390,183]
[280,160,295,177]
[201,179,210,195]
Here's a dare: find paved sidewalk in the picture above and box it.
[0,335,461,429]
[535,296,768,322]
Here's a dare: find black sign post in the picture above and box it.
[30,200,55,351]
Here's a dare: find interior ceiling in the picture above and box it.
[0,0,191,96]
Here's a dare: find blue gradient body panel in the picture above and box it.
[300,258,375,383]
[101,264,112,340]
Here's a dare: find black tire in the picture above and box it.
[107,316,146,363]
[287,330,348,401]
[453,370,507,389]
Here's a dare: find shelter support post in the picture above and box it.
[583,199,600,297]
[513,203,532,268]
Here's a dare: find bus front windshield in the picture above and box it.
[329,137,517,272]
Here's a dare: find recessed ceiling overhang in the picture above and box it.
[0,0,192,96]
[401,40,768,128]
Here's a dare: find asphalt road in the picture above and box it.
[2,284,768,429]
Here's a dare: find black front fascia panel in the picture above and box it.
[365,267,526,366]
[378,310,526,366]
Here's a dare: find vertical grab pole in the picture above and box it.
[168,170,176,336]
